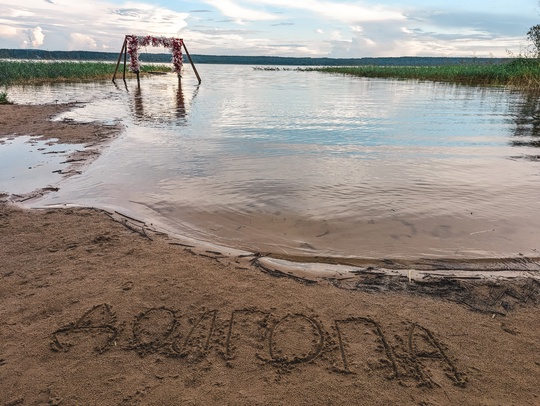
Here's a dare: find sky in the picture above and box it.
[0,0,539,58]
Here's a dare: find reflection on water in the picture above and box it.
[129,78,196,125]
[5,66,540,262]
[509,91,540,160]
[176,81,187,120]
[133,87,144,120]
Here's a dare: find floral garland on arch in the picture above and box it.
[126,35,184,74]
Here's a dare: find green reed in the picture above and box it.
[0,61,171,86]
[299,59,540,89]
[0,91,13,104]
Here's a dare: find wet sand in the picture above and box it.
[1,103,540,405]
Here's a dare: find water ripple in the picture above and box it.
[7,65,540,260]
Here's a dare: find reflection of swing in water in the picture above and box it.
[133,87,143,119]
[130,80,200,124]
[112,35,201,86]
[176,80,186,120]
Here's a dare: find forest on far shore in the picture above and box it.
[0,48,511,66]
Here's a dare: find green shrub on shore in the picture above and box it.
[0,61,171,86]
[299,58,540,89]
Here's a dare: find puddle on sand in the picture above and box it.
[0,136,85,197]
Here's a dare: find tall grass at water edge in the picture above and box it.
[0,60,171,86]
[2,58,539,89]
[300,59,540,89]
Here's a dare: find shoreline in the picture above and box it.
[4,102,540,282]
[1,103,540,404]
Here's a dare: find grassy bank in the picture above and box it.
[300,59,540,88]
[0,61,171,86]
[2,58,539,89]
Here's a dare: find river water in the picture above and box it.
[3,65,540,263]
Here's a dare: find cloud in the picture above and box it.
[9,8,36,18]
[271,22,294,26]
[243,0,405,23]
[191,27,261,36]
[0,0,535,58]
[327,14,528,58]
[415,11,533,37]
[330,31,346,41]
[195,0,532,57]
[69,33,97,50]
[111,8,141,18]
[179,26,322,56]
[0,24,18,37]
[203,0,279,23]
[0,0,191,51]
[22,26,44,48]
[328,21,422,57]
[106,4,189,34]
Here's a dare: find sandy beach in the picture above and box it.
[1,103,540,405]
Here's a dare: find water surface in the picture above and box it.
[5,65,540,262]
[0,136,83,196]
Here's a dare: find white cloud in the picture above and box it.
[244,0,405,23]
[9,8,36,18]
[106,4,189,36]
[182,26,324,56]
[22,26,44,48]
[32,26,45,47]
[0,0,190,51]
[69,33,97,50]
[203,0,279,23]
[0,24,18,37]
[0,0,535,57]
[330,31,346,41]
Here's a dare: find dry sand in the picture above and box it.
[1,103,540,405]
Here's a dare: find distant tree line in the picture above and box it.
[0,48,511,66]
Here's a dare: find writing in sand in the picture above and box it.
[51,303,467,389]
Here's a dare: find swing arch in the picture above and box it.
[112,35,201,85]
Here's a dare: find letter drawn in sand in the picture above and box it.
[172,310,217,359]
[334,317,398,379]
[50,303,118,354]
[408,323,466,388]
[268,313,324,365]
[225,308,270,368]
[131,307,179,355]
